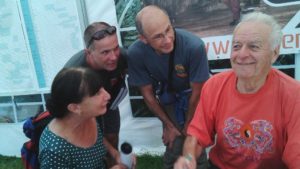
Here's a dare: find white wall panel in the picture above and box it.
[29,0,84,88]
[0,0,38,95]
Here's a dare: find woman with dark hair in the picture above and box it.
[39,67,126,169]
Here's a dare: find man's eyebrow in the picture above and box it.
[232,38,263,43]
[232,39,242,44]
[247,39,264,46]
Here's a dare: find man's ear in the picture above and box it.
[84,48,91,57]
[85,49,93,67]
[67,103,81,115]
[271,45,280,64]
[139,34,148,44]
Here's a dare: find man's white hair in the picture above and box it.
[235,12,282,50]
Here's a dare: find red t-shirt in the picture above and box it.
[188,68,300,169]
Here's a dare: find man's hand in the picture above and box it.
[140,85,182,148]
[162,125,181,148]
[174,136,201,169]
[174,154,196,169]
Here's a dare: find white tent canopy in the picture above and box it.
[0,0,165,157]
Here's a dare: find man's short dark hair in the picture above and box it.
[83,22,111,48]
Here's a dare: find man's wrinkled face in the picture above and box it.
[230,21,278,81]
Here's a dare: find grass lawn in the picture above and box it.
[0,155,23,169]
[0,154,163,169]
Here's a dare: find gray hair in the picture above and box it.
[235,12,282,50]
[135,5,170,36]
[83,22,111,49]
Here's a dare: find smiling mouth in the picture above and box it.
[108,62,117,67]
[237,62,255,65]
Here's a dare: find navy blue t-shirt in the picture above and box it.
[127,29,209,92]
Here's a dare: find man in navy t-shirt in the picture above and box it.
[127,5,209,169]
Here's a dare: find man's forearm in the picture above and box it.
[183,136,203,158]
[144,93,174,128]
[174,136,202,169]
[103,137,118,157]
[186,82,204,126]
[186,93,199,125]
[140,85,175,128]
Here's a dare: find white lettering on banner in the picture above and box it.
[282,33,300,52]
[281,11,300,54]
[203,35,232,60]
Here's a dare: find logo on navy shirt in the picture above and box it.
[175,64,188,78]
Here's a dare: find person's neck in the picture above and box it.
[236,75,268,94]
[56,115,93,129]
[50,116,97,148]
